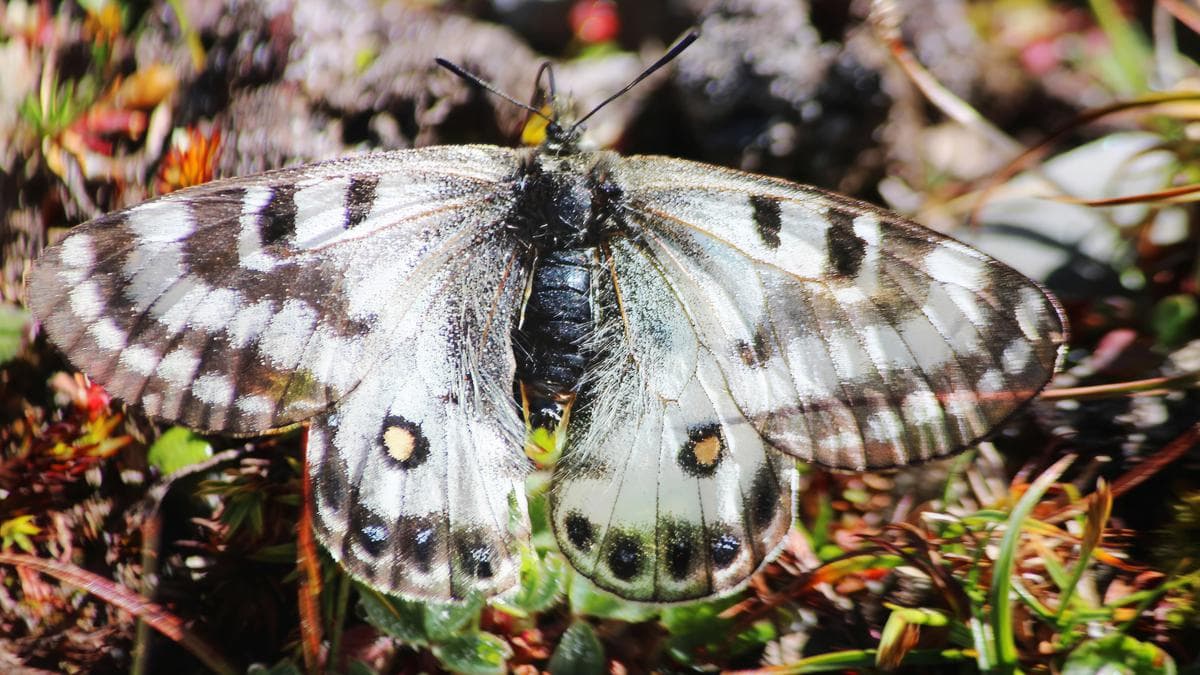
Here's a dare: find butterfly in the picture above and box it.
[26,33,1067,604]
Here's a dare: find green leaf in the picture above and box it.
[0,305,28,364]
[357,588,485,645]
[1,515,40,553]
[19,76,97,138]
[220,492,264,536]
[1152,294,1197,347]
[548,621,605,675]
[146,426,212,475]
[357,586,428,645]
[423,595,484,641]
[525,476,558,550]
[661,595,729,632]
[876,605,951,669]
[568,576,658,623]
[662,596,774,664]
[1063,634,1176,675]
[1087,0,1151,96]
[431,632,512,675]
[506,549,567,613]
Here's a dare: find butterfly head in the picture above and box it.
[542,122,585,155]
[522,101,585,155]
[435,30,698,154]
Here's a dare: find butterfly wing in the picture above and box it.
[29,145,536,600]
[614,156,1067,470]
[549,240,797,602]
[308,235,532,599]
[28,146,522,433]
[550,155,1065,602]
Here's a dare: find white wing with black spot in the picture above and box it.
[29,146,522,434]
[308,239,532,599]
[549,155,1065,602]
[29,145,537,600]
[549,238,797,603]
[616,156,1066,470]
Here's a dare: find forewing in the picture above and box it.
[308,240,532,600]
[613,155,1067,470]
[550,243,796,603]
[28,146,521,433]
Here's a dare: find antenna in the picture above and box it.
[570,30,699,132]
[435,57,552,123]
[532,60,557,110]
[434,29,699,135]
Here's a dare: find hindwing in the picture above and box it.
[308,238,532,599]
[550,241,797,603]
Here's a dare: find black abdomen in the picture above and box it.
[516,247,594,396]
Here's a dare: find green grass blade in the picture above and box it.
[992,454,1076,671]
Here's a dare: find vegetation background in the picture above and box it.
[0,0,1198,672]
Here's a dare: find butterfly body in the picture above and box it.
[505,146,614,453]
[28,70,1066,604]
[516,245,594,451]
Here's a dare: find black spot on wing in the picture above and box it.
[379,415,430,469]
[750,195,782,249]
[315,456,348,513]
[826,210,866,277]
[565,511,595,552]
[396,514,440,573]
[454,530,496,579]
[345,174,380,229]
[749,465,781,530]
[351,505,389,558]
[260,184,299,244]
[606,530,644,581]
[662,522,699,581]
[710,531,740,569]
[735,325,773,369]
